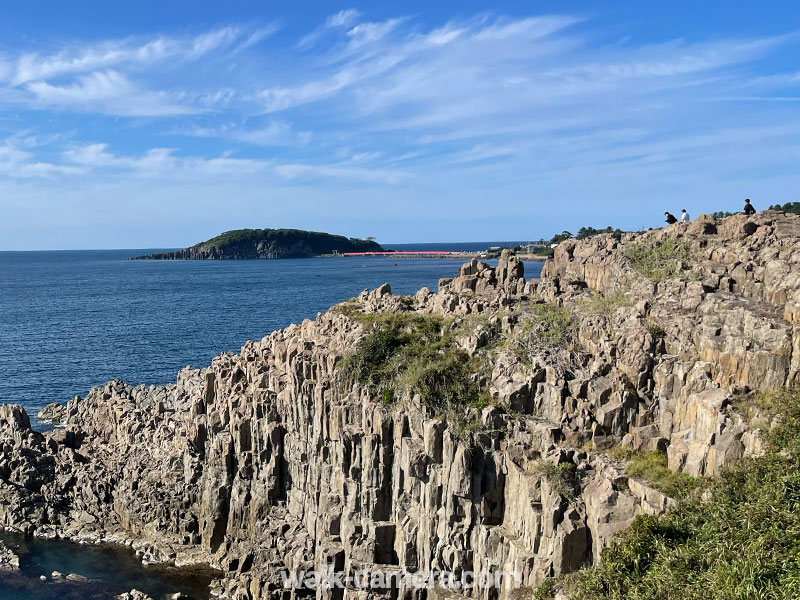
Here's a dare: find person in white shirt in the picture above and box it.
[680,209,690,224]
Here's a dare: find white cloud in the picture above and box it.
[175,121,312,146]
[25,70,202,116]
[0,142,83,178]
[328,9,360,28]
[7,25,274,86]
[273,162,410,184]
[298,9,361,49]
[58,143,408,184]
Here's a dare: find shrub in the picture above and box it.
[531,461,581,499]
[612,448,699,498]
[538,389,800,600]
[625,238,695,281]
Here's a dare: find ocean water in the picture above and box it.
[0,248,543,427]
[0,531,217,600]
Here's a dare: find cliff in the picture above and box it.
[1,211,799,600]
[133,228,383,260]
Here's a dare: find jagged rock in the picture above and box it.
[0,540,19,572]
[37,402,67,426]
[116,591,155,600]
[0,212,799,599]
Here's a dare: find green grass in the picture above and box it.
[612,448,699,499]
[625,238,696,282]
[537,388,800,600]
[338,311,488,413]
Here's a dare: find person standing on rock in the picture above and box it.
[743,199,756,215]
[680,209,690,224]
[665,211,678,225]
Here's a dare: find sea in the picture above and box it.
[0,243,541,427]
[0,242,541,599]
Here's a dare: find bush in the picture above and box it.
[625,238,695,281]
[538,389,800,600]
[338,312,482,411]
[531,461,581,499]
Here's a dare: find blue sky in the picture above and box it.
[1,1,800,250]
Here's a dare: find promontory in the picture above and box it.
[132,228,383,260]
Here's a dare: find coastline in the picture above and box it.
[1,213,797,600]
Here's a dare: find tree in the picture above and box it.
[770,202,800,215]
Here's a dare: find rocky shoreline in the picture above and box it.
[1,211,799,599]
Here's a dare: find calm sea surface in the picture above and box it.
[0,246,542,427]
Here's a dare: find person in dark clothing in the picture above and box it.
[743,199,756,215]
[664,211,678,224]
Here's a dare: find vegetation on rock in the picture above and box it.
[511,303,576,361]
[624,238,695,281]
[611,448,699,498]
[538,388,800,600]
[338,312,485,412]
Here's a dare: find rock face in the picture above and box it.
[133,228,383,260]
[1,212,799,599]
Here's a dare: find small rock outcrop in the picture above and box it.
[116,591,155,600]
[0,540,20,572]
[0,211,798,599]
[37,401,67,426]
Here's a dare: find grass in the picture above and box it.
[537,388,800,600]
[511,303,575,360]
[581,290,632,317]
[338,311,491,415]
[611,448,699,499]
[624,238,696,282]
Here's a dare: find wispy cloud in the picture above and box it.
[298,9,361,49]
[25,70,202,116]
[6,25,274,86]
[58,142,408,184]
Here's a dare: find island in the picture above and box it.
[132,228,384,260]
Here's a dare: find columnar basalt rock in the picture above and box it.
[1,212,799,599]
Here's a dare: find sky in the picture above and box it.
[1,1,800,250]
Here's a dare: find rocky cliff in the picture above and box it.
[2,211,799,600]
[133,228,383,260]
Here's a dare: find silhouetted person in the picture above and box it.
[665,212,677,224]
[680,209,690,224]
[743,199,756,215]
